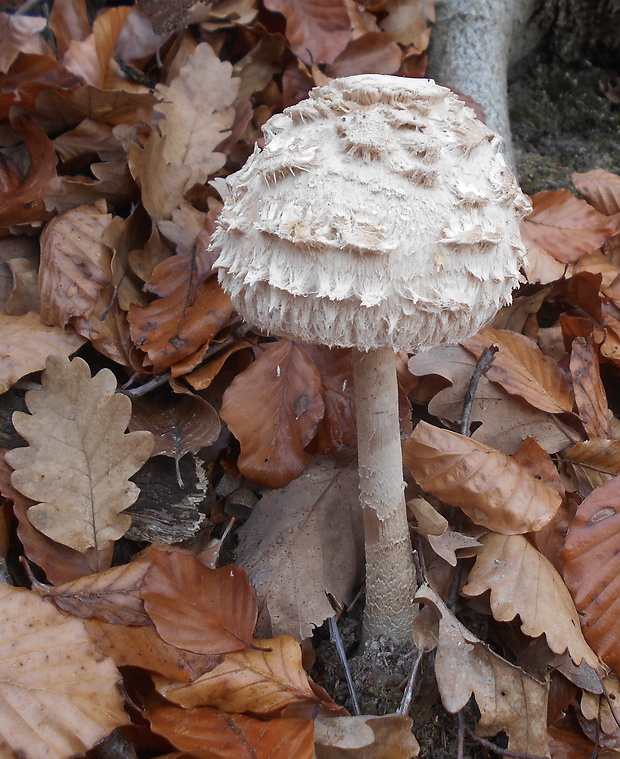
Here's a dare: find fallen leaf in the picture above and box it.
[511,436,564,498]
[570,336,611,439]
[408,497,448,537]
[427,529,482,566]
[0,584,127,759]
[38,200,114,327]
[314,714,420,758]
[5,257,40,316]
[562,439,620,493]
[521,189,617,263]
[0,311,85,393]
[141,548,258,654]
[379,0,435,50]
[462,326,575,415]
[6,355,153,552]
[462,533,601,671]
[221,341,325,488]
[564,476,620,675]
[157,634,328,714]
[403,421,561,534]
[235,457,363,639]
[0,13,48,74]
[413,583,549,756]
[548,718,595,759]
[49,0,90,60]
[326,32,402,78]
[263,0,351,64]
[146,704,314,759]
[581,673,620,735]
[571,169,620,216]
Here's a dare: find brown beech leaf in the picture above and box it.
[462,326,575,415]
[314,715,420,759]
[379,0,435,50]
[570,336,611,439]
[326,32,402,78]
[263,0,350,64]
[147,704,314,759]
[221,341,325,488]
[141,548,257,655]
[413,583,549,756]
[511,437,564,497]
[128,251,234,375]
[571,169,620,216]
[236,457,363,639]
[6,355,153,553]
[407,345,572,454]
[562,439,620,493]
[521,189,617,263]
[564,476,620,675]
[548,718,596,759]
[0,13,48,73]
[0,584,127,759]
[33,559,151,625]
[0,311,85,393]
[155,42,240,190]
[38,200,113,327]
[462,533,601,671]
[403,421,561,534]
[49,0,91,60]
[157,634,329,714]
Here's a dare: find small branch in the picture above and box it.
[121,372,171,397]
[459,345,499,436]
[398,649,424,715]
[328,616,361,716]
[465,728,549,759]
[457,711,465,759]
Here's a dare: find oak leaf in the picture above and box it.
[221,340,325,488]
[0,584,127,759]
[141,548,257,654]
[462,533,601,671]
[403,421,561,534]
[6,355,153,553]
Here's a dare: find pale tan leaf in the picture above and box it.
[379,0,435,50]
[462,533,601,671]
[403,421,561,534]
[0,312,86,394]
[413,583,549,756]
[157,635,327,714]
[582,674,620,736]
[236,458,364,639]
[570,337,611,439]
[562,439,620,493]
[0,584,127,758]
[427,530,482,566]
[155,42,239,189]
[572,169,620,216]
[462,327,575,415]
[39,201,114,327]
[6,355,153,553]
[408,497,447,537]
[314,715,419,758]
[5,257,40,316]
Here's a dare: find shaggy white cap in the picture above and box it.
[212,75,531,352]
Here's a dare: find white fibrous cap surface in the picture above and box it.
[212,75,531,352]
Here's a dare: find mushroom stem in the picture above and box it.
[353,347,418,644]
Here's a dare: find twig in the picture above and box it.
[398,649,424,715]
[328,616,361,716]
[459,345,499,436]
[121,372,171,397]
[457,711,465,759]
[465,727,549,759]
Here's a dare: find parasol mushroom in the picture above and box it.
[210,75,531,644]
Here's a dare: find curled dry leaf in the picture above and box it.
[462,326,575,415]
[571,169,620,216]
[0,311,85,394]
[155,42,240,190]
[570,337,611,439]
[141,547,258,655]
[562,439,620,494]
[408,497,448,537]
[461,533,601,672]
[0,584,127,759]
[38,200,113,327]
[314,714,420,759]
[6,355,153,553]
[413,583,549,757]
[236,457,363,639]
[157,634,329,715]
[521,189,618,263]
[0,13,48,73]
[403,421,561,534]
[564,476,620,675]
[221,340,325,488]
[146,704,314,759]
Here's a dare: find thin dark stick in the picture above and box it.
[398,650,424,715]
[328,616,361,716]
[465,728,549,759]
[459,345,499,436]
[591,715,599,759]
[457,711,465,759]
[122,372,171,397]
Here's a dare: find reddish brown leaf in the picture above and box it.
[462,326,575,415]
[562,439,620,493]
[403,421,561,534]
[263,0,351,64]
[571,169,620,216]
[221,340,325,488]
[49,0,91,60]
[570,336,611,439]
[147,705,314,759]
[564,476,620,675]
[511,437,564,497]
[141,548,257,655]
[326,32,402,78]
[521,189,617,264]
[548,718,595,759]
[0,13,47,74]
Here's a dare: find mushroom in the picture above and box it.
[211,75,531,644]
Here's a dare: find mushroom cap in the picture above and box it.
[212,75,531,352]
